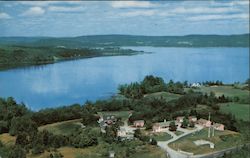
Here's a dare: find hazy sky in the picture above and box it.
[0,1,249,37]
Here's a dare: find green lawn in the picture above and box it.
[186,85,249,101]
[38,119,82,136]
[144,91,181,102]
[0,133,16,146]
[169,128,244,155]
[130,145,167,158]
[28,143,167,158]
[151,132,172,141]
[97,111,132,122]
[219,103,250,121]
[174,130,184,136]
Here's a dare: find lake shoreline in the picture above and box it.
[0,47,248,109]
[0,51,142,71]
[0,46,144,71]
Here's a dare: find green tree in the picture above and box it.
[145,121,153,130]
[0,140,3,147]
[32,144,45,155]
[189,121,195,128]
[245,78,250,85]
[134,129,142,139]
[181,118,189,128]
[16,132,29,146]
[9,116,38,136]
[8,145,26,158]
[71,128,98,148]
[150,138,157,145]
[102,124,118,143]
[169,121,177,131]
[49,152,64,158]
[82,110,98,126]
[0,121,8,134]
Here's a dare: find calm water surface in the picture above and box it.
[0,47,249,110]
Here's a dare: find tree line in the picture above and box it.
[118,75,185,99]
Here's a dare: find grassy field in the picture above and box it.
[186,85,249,101]
[151,132,173,141]
[130,145,167,158]
[97,111,132,122]
[0,133,16,146]
[174,131,184,136]
[144,92,182,102]
[169,128,244,155]
[27,146,104,158]
[38,119,82,136]
[27,144,167,158]
[219,103,250,121]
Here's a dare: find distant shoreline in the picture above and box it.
[0,47,142,71]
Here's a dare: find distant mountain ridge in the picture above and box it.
[0,34,249,47]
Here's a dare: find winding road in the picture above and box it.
[157,125,204,158]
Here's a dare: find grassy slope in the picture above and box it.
[28,114,166,158]
[38,119,82,136]
[0,133,16,146]
[187,85,249,121]
[144,92,181,102]
[151,132,173,141]
[187,86,249,100]
[169,129,244,155]
[174,130,184,136]
[27,144,166,158]
[130,145,167,158]
[219,103,250,121]
[97,111,132,122]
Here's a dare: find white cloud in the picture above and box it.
[0,12,11,19]
[111,1,156,8]
[187,13,249,21]
[233,1,249,6]
[171,7,239,14]
[21,7,45,17]
[19,1,59,6]
[18,1,92,7]
[48,6,85,12]
[212,1,250,7]
[120,10,156,17]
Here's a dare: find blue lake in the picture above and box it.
[0,47,249,110]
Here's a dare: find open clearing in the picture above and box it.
[186,85,249,100]
[169,128,243,155]
[219,103,250,121]
[27,144,166,158]
[144,92,181,102]
[174,130,184,136]
[151,132,173,141]
[97,111,132,121]
[38,119,82,135]
[0,133,16,146]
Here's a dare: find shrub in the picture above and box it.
[8,145,26,158]
[150,138,157,145]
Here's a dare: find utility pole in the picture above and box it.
[212,126,215,137]
[208,112,211,138]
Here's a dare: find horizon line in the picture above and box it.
[0,33,249,38]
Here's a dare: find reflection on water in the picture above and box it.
[0,47,249,110]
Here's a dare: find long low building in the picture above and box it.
[213,123,225,131]
[197,118,212,127]
[153,120,177,132]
